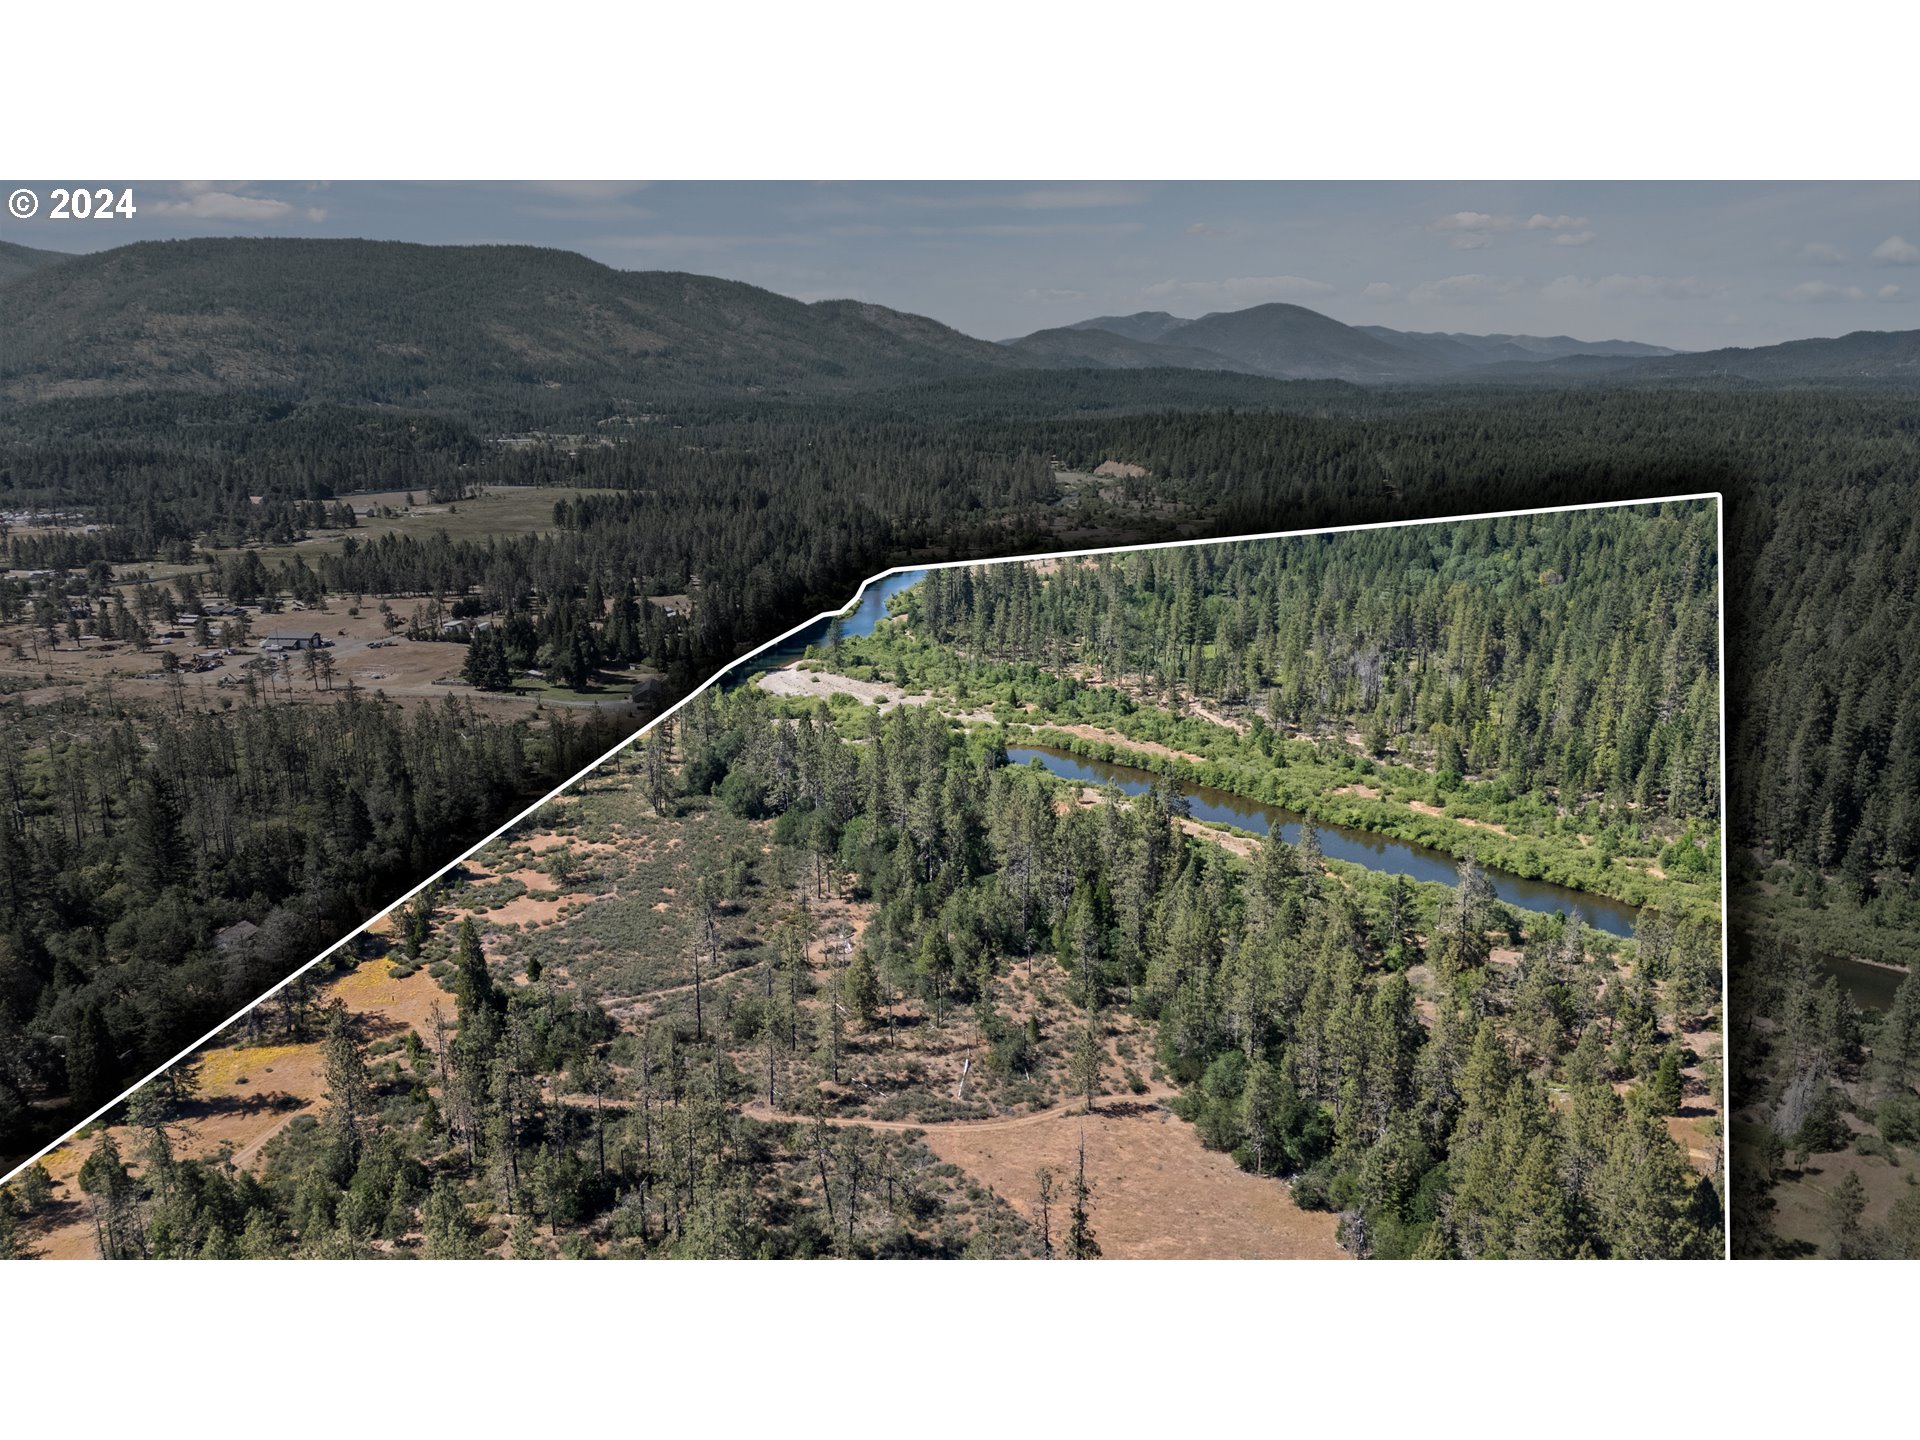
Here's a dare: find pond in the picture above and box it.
[1822,954,1906,1014]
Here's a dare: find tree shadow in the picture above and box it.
[1091,1099,1163,1121]
[178,1089,306,1123]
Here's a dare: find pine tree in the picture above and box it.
[322,1003,373,1166]
[1034,1167,1056,1258]
[1066,1134,1100,1259]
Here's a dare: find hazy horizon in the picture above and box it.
[3,180,1916,350]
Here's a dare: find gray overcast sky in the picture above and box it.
[5,180,1917,349]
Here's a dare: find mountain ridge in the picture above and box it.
[0,237,1035,409]
[0,239,71,286]
[2,237,1913,411]
[1009,301,1915,385]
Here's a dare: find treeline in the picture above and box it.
[0,692,628,1166]
[676,689,1721,1257]
[34,685,1718,1258]
[1001,385,1918,894]
[31,916,1031,1259]
[9,381,1908,887]
[911,504,1720,823]
[8,382,1915,887]
[0,396,486,557]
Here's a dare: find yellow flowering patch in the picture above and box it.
[198,1043,313,1091]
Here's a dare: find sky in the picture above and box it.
[4,180,1917,350]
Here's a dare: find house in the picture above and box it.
[629,672,672,718]
[262,632,326,651]
[214,920,259,951]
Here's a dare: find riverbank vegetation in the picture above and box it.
[802,503,1721,924]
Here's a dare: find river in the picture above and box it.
[743,568,929,675]
[1007,743,1641,938]
[736,570,1638,936]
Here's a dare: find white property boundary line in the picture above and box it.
[1728,491,1743,1259]
[3,491,1729,1199]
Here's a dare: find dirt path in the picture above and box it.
[1408,800,1508,835]
[1186,700,1249,734]
[1046,723,1207,766]
[744,1092,1131,1136]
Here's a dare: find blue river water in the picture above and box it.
[746,568,929,673]
[737,568,1637,936]
[1007,744,1640,938]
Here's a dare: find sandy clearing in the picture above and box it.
[1771,1142,1916,1256]
[1664,1114,1720,1176]
[1047,724,1207,766]
[755,664,933,711]
[747,1095,1345,1259]
[1408,800,1508,835]
[1179,818,1259,859]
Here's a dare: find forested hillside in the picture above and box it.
[0,692,627,1163]
[0,239,1026,409]
[0,240,68,286]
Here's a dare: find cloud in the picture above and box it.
[147,184,299,222]
[907,221,1145,239]
[1552,231,1596,247]
[1361,281,1399,302]
[1020,287,1087,304]
[1009,186,1150,209]
[520,181,653,202]
[1144,274,1335,304]
[1408,273,1520,305]
[1186,221,1230,237]
[1879,284,1910,303]
[1432,212,1592,249]
[902,186,1151,212]
[1540,273,1717,302]
[590,231,818,253]
[1432,212,1503,250]
[1797,241,1851,265]
[1780,280,1866,303]
[1872,235,1920,265]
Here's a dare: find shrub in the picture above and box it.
[1879,1095,1920,1146]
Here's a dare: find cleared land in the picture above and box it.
[1,485,653,720]
[20,947,441,1260]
